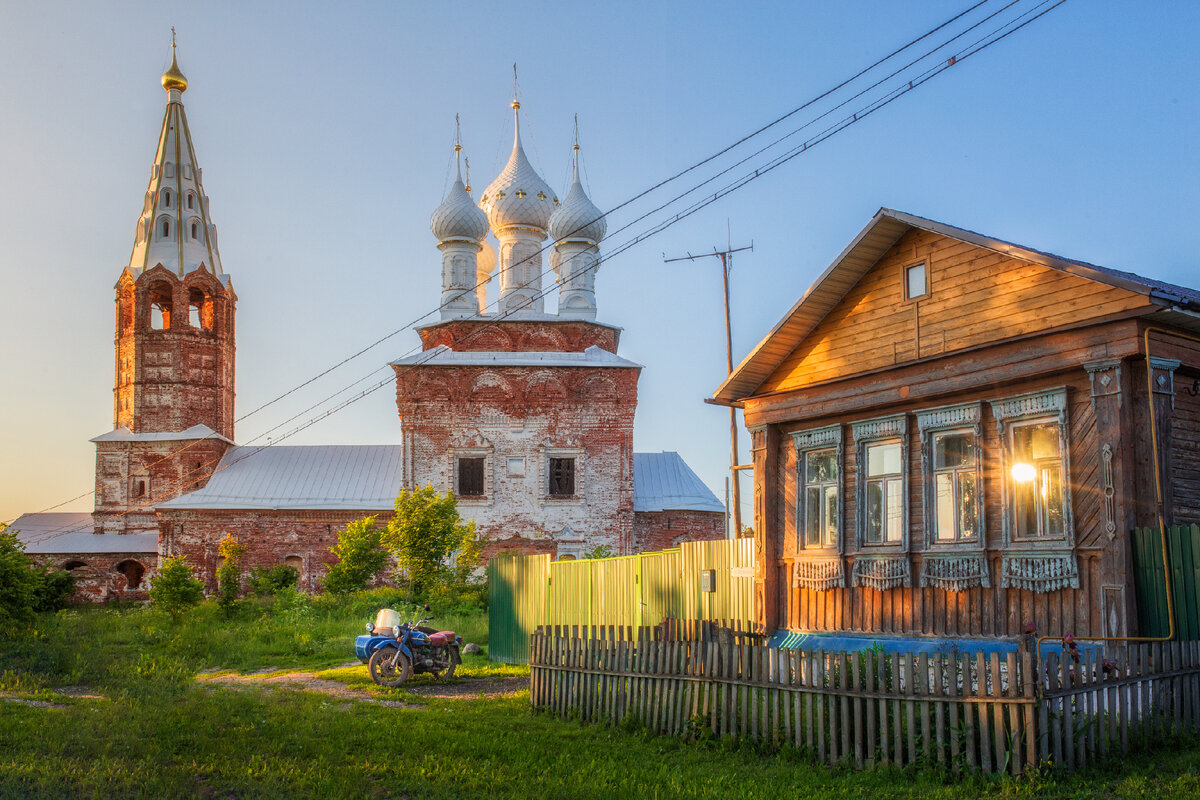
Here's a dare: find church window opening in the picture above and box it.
[148,282,172,329]
[161,218,171,238]
[549,458,576,497]
[191,222,199,240]
[63,560,87,571]
[163,189,171,208]
[188,288,212,329]
[132,479,146,498]
[457,457,485,497]
[189,304,201,328]
[187,193,194,210]
[116,560,146,590]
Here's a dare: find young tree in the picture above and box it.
[215,533,248,614]
[322,515,389,594]
[383,485,480,596]
[246,564,300,597]
[0,524,39,631]
[148,555,205,622]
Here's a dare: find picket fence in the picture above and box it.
[529,622,1200,774]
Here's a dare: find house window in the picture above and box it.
[803,449,839,548]
[932,431,978,542]
[457,457,485,497]
[989,387,1074,548]
[1010,420,1066,539]
[905,262,927,300]
[549,457,575,497]
[865,441,904,544]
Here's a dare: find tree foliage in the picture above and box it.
[215,534,249,613]
[581,544,616,560]
[247,564,300,597]
[0,523,76,632]
[148,555,205,622]
[383,485,480,595]
[322,516,389,594]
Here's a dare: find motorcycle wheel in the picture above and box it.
[440,645,461,680]
[368,647,413,688]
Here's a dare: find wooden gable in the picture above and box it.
[759,227,1153,393]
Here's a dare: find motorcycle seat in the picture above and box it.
[427,631,456,646]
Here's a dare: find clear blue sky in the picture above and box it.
[2,1,1198,524]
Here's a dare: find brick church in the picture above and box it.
[13,48,725,601]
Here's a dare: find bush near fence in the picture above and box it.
[488,538,754,664]
[530,622,1200,775]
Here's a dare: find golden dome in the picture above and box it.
[161,48,188,93]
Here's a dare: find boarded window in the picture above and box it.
[457,457,485,496]
[549,458,575,497]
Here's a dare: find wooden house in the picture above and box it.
[712,209,1200,647]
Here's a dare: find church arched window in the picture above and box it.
[159,217,171,239]
[186,192,194,210]
[163,189,171,208]
[191,222,199,240]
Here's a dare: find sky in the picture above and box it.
[1,1,1198,526]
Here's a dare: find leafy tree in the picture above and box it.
[247,564,300,597]
[383,485,480,596]
[322,516,389,594]
[215,534,249,614]
[581,544,616,560]
[148,555,205,622]
[30,568,75,613]
[0,524,40,631]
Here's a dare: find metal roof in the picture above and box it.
[713,208,1200,404]
[391,344,642,369]
[90,424,234,444]
[11,513,157,555]
[158,444,404,511]
[633,452,724,513]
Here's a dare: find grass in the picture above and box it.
[3,595,1200,799]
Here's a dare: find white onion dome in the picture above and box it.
[431,175,488,242]
[550,163,606,243]
[477,239,497,276]
[480,103,556,231]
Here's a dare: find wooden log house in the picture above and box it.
[712,209,1200,649]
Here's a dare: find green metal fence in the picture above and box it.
[488,538,755,664]
[1132,523,1200,639]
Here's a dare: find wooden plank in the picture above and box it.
[907,653,919,766]
[947,652,961,771]
[965,654,978,772]
[1006,650,1022,776]
[1061,651,1076,770]
[840,651,851,765]
[919,653,932,766]
[977,651,993,773]
[934,653,946,767]
[877,649,890,767]
[892,653,903,768]
[816,650,827,763]
[852,651,865,768]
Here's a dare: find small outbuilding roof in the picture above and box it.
[158,444,404,511]
[10,512,157,555]
[633,452,725,513]
[713,208,1200,404]
[90,424,234,444]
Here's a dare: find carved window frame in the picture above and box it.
[989,387,1074,549]
[791,424,843,555]
[916,402,985,551]
[852,414,909,553]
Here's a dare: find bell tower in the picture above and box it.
[93,40,236,535]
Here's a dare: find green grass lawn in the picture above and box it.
[3,594,1200,799]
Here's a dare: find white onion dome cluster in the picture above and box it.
[480,108,557,232]
[430,174,489,242]
[549,164,606,243]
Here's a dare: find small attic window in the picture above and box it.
[905,262,927,300]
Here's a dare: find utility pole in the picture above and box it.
[664,241,753,538]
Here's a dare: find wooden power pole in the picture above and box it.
[664,242,753,537]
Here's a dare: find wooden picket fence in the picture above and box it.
[529,623,1200,774]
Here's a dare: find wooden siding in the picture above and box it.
[761,230,1150,393]
[773,370,1125,640]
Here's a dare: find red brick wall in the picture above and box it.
[28,551,155,603]
[417,319,619,353]
[94,438,230,534]
[158,509,394,592]
[115,265,236,439]
[632,510,726,552]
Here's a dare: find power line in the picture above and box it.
[10,0,1063,535]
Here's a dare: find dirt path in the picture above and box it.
[197,671,526,706]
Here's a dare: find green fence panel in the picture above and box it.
[488,538,755,663]
[1132,524,1200,639]
[487,553,549,664]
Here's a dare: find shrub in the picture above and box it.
[582,544,616,560]
[215,534,249,614]
[148,555,205,622]
[0,524,39,631]
[322,516,389,594]
[384,485,480,596]
[247,564,299,597]
[30,568,75,613]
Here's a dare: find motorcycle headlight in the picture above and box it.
[365,622,375,633]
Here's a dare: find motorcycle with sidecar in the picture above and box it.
[354,606,462,687]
